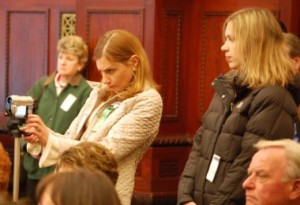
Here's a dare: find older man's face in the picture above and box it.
[242,147,292,205]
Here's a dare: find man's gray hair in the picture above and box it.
[255,139,300,181]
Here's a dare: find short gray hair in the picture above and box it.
[254,139,300,181]
[57,35,88,65]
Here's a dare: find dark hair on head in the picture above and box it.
[284,32,300,58]
[56,142,119,184]
[278,20,288,33]
[36,168,122,205]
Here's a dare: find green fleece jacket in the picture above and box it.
[22,72,92,179]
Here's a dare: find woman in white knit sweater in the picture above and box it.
[22,29,163,205]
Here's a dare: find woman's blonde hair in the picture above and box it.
[57,35,89,66]
[223,8,294,88]
[93,29,159,101]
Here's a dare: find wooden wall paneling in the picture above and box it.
[199,12,228,118]
[76,0,146,82]
[291,0,300,36]
[83,9,144,81]
[279,0,300,36]
[158,5,185,134]
[200,0,300,35]
[182,0,202,135]
[202,0,279,11]
[48,4,76,73]
[0,0,76,129]
[6,10,49,96]
[0,8,49,132]
[134,0,193,204]
[0,6,8,128]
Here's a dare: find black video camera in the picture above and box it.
[5,95,36,136]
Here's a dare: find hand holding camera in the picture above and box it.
[21,114,49,147]
[5,95,48,146]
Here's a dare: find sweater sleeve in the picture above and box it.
[39,133,81,167]
[38,88,163,167]
[38,89,99,167]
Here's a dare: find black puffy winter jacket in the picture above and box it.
[177,73,299,205]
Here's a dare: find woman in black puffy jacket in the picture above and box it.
[177,7,300,205]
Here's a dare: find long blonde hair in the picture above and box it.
[93,29,159,101]
[223,8,294,88]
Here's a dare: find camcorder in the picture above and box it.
[5,95,36,119]
[5,95,36,136]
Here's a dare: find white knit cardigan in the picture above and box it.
[28,83,163,205]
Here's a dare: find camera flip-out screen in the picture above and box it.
[14,106,27,118]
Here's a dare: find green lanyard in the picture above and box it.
[99,106,115,122]
[91,103,119,132]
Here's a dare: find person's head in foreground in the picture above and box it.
[243,139,300,205]
[36,168,122,205]
[0,143,11,193]
[283,32,300,74]
[0,143,12,202]
[55,141,119,184]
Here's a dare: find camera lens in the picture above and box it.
[7,96,12,104]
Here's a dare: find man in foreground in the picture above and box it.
[243,139,300,205]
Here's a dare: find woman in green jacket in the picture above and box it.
[22,35,92,204]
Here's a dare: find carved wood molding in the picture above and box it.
[199,12,230,119]
[60,12,76,37]
[84,9,144,45]
[152,134,192,146]
[132,192,177,205]
[161,10,182,120]
[5,10,48,96]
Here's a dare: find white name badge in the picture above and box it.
[60,94,77,112]
[206,154,221,182]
